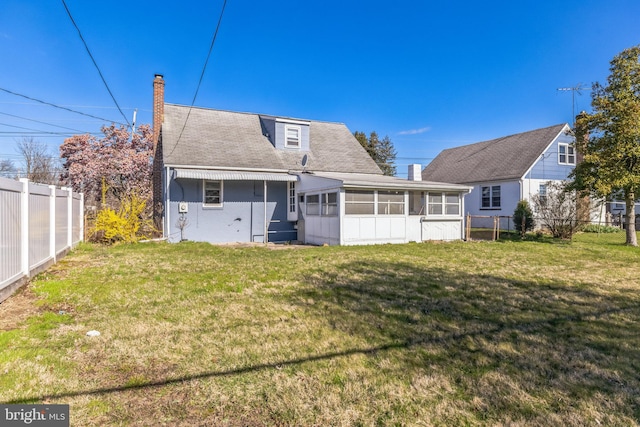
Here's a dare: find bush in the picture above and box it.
[93,193,153,244]
[513,200,534,237]
[581,224,622,234]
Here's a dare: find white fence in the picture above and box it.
[0,177,83,303]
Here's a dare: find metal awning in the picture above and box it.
[174,169,297,182]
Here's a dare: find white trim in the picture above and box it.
[275,117,310,126]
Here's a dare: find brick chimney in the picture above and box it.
[152,74,165,148]
[152,74,165,231]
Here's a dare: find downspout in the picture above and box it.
[165,166,171,239]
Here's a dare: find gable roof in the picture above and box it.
[160,104,382,175]
[421,124,570,184]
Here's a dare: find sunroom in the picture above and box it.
[295,172,471,245]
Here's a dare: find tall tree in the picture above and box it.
[572,45,640,246]
[15,137,59,184]
[60,124,154,206]
[354,131,397,176]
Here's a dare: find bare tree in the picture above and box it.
[532,181,595,239]
[15,137,59,184]
[0,158,17,179]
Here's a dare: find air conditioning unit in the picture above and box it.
[178,202,188,213]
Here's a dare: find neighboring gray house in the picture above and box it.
[422,124,576,228]
[152,75,471,245]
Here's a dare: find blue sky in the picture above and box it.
[1,0,639,177]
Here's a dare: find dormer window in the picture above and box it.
[285,125,301,148]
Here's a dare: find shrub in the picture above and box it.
[513,200,534,237]
[93,193,153,244]
[581,224,622,234]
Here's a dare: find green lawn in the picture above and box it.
[1,233,639,426]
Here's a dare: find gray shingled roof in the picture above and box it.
[161,104,382,175]
[421,124,569,184]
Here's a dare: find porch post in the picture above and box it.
[263,180,268,244]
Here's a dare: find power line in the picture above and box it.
[61,0,131,128]
[0,111,90,133]
[0,87,126,125]
[170,0,228,158]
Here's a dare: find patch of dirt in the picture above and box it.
[0,285,40,331]
[214,242,315,250]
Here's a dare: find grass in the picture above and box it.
[1,232,639,426]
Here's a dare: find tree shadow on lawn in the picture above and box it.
[5,259,640,422]
[293,259,640,420]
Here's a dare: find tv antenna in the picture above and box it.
[557,83,591,124]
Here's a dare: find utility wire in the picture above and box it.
[0,87,125,126]
[61,0,131,128]
[0,111,90,133]
[169,0,228,158]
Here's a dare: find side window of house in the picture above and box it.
[378,190,404,215]
[288,182,296,214]
[204,180,223,206]
[409,191,425,215]
[481,185,500,209]
[306,194,320,215]
[322,192,338,216]
[345,190,374,215]
[539,184,547,203]
[558,143,576,165]
[427,192,460,215]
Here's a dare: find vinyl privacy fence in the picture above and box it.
[0,177,83,302]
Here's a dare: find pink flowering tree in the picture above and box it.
[60,124,154,207]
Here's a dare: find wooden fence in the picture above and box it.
[0,177,83,303]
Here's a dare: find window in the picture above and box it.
[481,185,500,209]
[285,125,301,148]
[428,193,443,215]
[539,183,547,203]
[345,190,374,215]
[306,194,320,215]
[427,192,460,216]
[558,143,575,165]
[204,180,222,206]
[409,191,425,215]
[322,192,338,216]
[445,193,460,215]
[287,182,296,221]
[378,190,405,215]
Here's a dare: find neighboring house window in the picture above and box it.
[378,190,405,215]
[285,125,301,148]
[345,190,375,215]
[539,184,547,203]
[481,185,501,209]
[427,192,460,215]
[322,192,338,216]
[409,191,425,215]
[306,194,320,215]
[558,143,575,165]
[204,180,222,206]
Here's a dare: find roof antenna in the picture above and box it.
[557,84,591,125]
